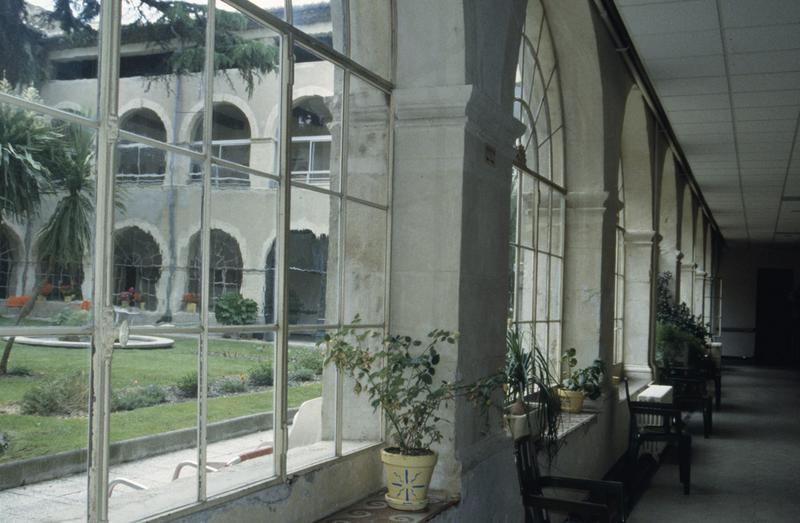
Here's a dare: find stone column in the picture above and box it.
[693,268,707,318]
[623,229,656,379]
[678,261,695,307]
[563,191,615,366]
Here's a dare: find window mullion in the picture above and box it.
[334,71,351,457]
[274,30,294,481]
[514,171,524,324]
[196,0,217,503]
[87,0,122,520]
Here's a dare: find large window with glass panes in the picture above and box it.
[0,1,392,520]
[509,0,565,376]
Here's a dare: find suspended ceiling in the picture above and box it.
[616,0,800,245]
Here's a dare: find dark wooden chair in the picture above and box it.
[665,366,713,438]
[514,435,625,523]
[624,378,691,495]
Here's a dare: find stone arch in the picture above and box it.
[186,228,244,307]
[0,225,22,299]
[112,226,163,311]
[180,94,260,144]
[118,107,168,183]
[620,89,654,231]
[263,230,329,325]
[118,99,175,139]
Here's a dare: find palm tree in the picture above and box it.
[0,120,94,374]
[0,82,59,375]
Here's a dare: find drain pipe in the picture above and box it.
[591,0,722,240]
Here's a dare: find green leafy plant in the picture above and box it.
[112,384,167,411]
[248,361,273,387]
[7,366,32,377]
[656,272,710,341]
[216,375,248,394]
[655,321,707,374]
[51,308,90,326]
[560,348,605,400]
[21,371,88,416]
[288,368,315,383]
[321,322,461,454]
[214,293,258,326]
[176,371,200,398]
[289,347,324,376]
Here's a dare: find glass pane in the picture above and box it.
[0,114,95,329]
[344,203,387,325]
[107,334,197,518]
[349,1,392,80]
[346,75,390,205]
[508,246,517,321]
[112,145,202,327]
[0,342,89,521]
[538,186,551,253]
[118,0,206,153]
[207,330,277,496]
[548,322,561,378]
[340,328,383,455]
[520,174,536,248]
[293,56,343,192]
[287,329,332,471]
[209,166,278,327]
[288,188,340,325]
[518,248,535,324]
[551,192,564,256]
[510,170,519,244]
[549,257,562,322]
[536,253,549,321]
[0,0,99,121]
[292,0,346,55]
[220,0,286,19]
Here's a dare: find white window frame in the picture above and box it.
[0,0,394,520]
[291,134,332,185]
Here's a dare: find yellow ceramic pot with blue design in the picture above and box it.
[381,448,438,511]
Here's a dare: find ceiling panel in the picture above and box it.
[728,49,800,75]
[646,55,726,79]
[731,72,800,93]
[724,24,800,54]
[635,31,722,59]
[719,0,800,27]
[621,1,718,34]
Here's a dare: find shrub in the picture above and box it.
[655,321,707,372]
[290,347,324,375]
[21,371,89,416]
[217,376,248,394]
[52,308,90,326]
[112,385,167,412]
[248,361,273,387]
[0,432,8,455]
[214,293,258,326]
[176,371,200,398]
[288,368,315,383]
[7,366,32,376]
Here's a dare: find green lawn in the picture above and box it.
[0,329,325,463]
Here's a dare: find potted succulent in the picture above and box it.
[183,292,199,313]
[322,322,463,512]
[558,348,605,413]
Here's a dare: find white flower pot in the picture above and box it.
[504,405,541,440]
[381,448,438,511]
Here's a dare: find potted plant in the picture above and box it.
[183,292,198,313]
[322,323,462,512]
[499,328,561,442]
[558,348,605,413]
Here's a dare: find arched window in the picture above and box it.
[614,161,626,365]
[0,226,18,299]
[290,96,333,185]
[509,0,565,372]
[118,109,167,183]
[264,230,329,325]
[113,227,163,310]
[190,103,251,186]
[188,229,243,307]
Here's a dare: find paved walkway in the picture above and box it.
[630,364,800,522]
[0,430,274,522]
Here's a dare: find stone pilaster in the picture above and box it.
[623,229,657,378]
[679,260,696,307]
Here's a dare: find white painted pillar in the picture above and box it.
[623,229,656,378]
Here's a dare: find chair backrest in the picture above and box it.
[513,435,550,523]
[622,378,641,435]
[288,397,322,449]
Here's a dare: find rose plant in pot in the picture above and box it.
[322,322,462,512]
